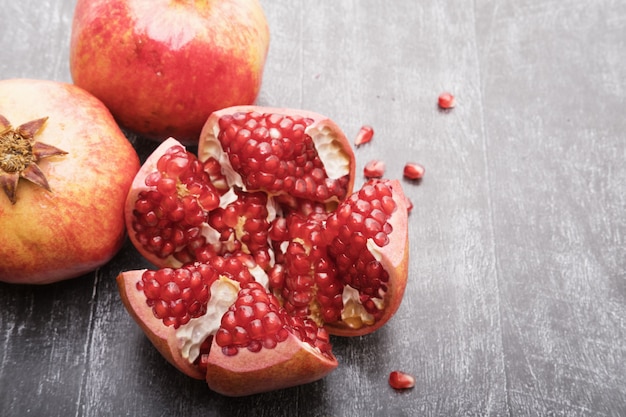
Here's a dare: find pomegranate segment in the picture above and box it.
[132,144,220,260]
[268,179,409,336]
[324,179,409,336]
[117,269,206,380]
[126,138,212,268]
[198,106,356,205]
[118,264,337,397]
[212,281,333,359]
[201,281,336,397]
[126,138,279,269]
[269,210,345,324]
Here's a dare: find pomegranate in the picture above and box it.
[119,107,409,395]
[69,0,270,143]
[0,78,140,284]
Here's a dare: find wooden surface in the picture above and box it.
[1,1,625,416]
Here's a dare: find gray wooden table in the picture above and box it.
[1,1,625,416]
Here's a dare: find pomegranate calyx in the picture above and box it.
[0,115,67,204]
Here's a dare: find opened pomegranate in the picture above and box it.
[119,106,409,395]
[0,78,140,284]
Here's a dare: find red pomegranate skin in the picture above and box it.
[0,79,140,284]
[69,0,270,143]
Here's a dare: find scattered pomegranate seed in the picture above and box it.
[363,160,385,178]
[354,125,374,146]
[388,370,415,390]
[438,92,455,109]
[403,162,425,180]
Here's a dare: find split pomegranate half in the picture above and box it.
[119,106,409,396]
[117,257,337,396]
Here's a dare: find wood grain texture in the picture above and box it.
[1,0,624,416]
[475,1,626,415]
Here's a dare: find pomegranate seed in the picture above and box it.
[388,370,415,389]
[363,160,385,178]
[438,92,455,109]
[403,162,425,180]
[354,125,374,146]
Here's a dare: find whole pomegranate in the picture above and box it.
[118,107,409,396]
[69,0,269,143]
[0,79,140,284]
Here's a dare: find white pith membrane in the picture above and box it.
[193,188,239,255]
[198,128,244,190]
[308,124,351,182]
[176,266,270,364]
[177,277,239,363]
[339,239,386,329]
